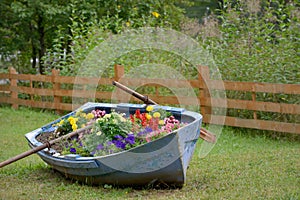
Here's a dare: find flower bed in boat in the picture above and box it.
[36,106,186,157]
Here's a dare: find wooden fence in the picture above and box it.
[0,65,299,134]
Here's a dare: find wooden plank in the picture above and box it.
[0,97,11,103]
[120,78,196,89]
[189,80,200,88]
[30,75,53,82]
[56,89,112,99]
[0,74,9,79]
[3,97,75,111]
[53,76,113,85]
[15,86,54,96]
[0,85,9,91]
[204,115,300,134]
[9,74,53,82]
[206,80,253,91]
[205,98,300,114]
[254,83,300,94]
[138,95,199,105]
[53,76,75,84]
[73,77,113,85]
[95,91,113,100]
[52,102,74,111]
[206,80,300,94]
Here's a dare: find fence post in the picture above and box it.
[52,69,62,114]
[9,67,18,109]
[114,64,124,81]
[252,87,257,120]
[114,65,127,103]
[198,66,212,123]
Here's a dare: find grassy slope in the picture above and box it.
[0,107,299,200]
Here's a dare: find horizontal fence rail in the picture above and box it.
[0,65,299,134]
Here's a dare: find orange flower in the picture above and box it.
[145,113,152,120]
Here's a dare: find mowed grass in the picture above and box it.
[0,106,299,200]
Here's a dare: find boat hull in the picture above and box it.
[25,102,202,187]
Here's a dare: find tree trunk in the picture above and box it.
[29,23,37,70]
[37,15,45,74]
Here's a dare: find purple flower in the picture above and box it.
[145,127,153,133]
[138,127,153,137]
[113,140,126,149]
[114,135,123,140]
[125,134,135,145]
[96,144,104,150]
[70,148,76,154]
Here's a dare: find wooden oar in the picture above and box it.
[0,125,92,168]
[112,81,216,143]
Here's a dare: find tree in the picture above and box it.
[0,0,192,74]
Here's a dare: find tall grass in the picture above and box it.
[0,106,299,199]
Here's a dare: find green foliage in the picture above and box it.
[42,0,191,76]
[61,138,90,157]
[201,0,300,84]
[9,0,70,74]
[91,112,132,140]
[0,0,190,75]
[97,0,189,33]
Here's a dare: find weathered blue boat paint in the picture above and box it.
[25,102,202,187]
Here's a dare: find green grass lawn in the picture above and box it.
[0,106,299,200]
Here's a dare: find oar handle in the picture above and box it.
[112,81,216,143]
[0,143,49,168]
[200,128,216,143]
[0,125,92,168]
[113,81,157,105]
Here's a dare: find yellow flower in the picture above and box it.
[146,105,154,112]
[86,113,94,120]
[159,120,164,125]
[75,109,82,116]
[145,113,152,120]
[126,21,130,27]
[68,116,74,122]
[152,11,160,18]
[58,119,64,125]
[153,112,161,118]
[72,124,78,131]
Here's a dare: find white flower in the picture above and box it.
[96,131,102,136]
[104,114,111,119]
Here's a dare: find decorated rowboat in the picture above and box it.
[24,102,202,187]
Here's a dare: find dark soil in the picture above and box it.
[36,132,64,153]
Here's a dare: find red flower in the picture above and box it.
[135,109,141,119]
[130,114,135,123]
